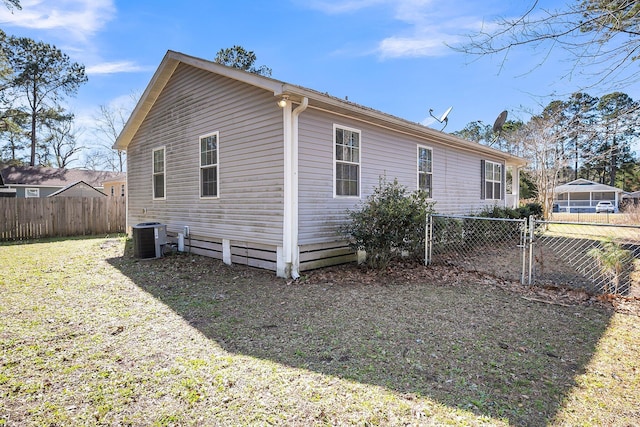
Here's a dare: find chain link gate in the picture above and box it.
[529,219,640,296]
[426,214,640,296]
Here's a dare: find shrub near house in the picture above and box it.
[340,178,435,268]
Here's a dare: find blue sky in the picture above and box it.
[1,0,637,166]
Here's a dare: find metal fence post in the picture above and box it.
[528,215,535,286]
[520,218,526,285]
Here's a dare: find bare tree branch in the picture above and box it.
[455,0,640,90]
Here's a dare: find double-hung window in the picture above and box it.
[417,146,432,198]
[152,147,165,199]
[483,160,503,200]
[334,125,360,197]
[200,132,219,198]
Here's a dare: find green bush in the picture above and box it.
[339,178,436,269]
[516,201,543,219]
[474,202,543,220]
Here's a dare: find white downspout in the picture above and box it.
[282,101,293,277]
[282,96,308,279]
[290,97,308,279]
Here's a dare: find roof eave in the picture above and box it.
[115,50,527,167]
[278,84,527,167]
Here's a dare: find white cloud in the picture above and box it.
[306,0,490,59]
[0,0,116,41]
[378,36,453,58]
[85,61,148,75]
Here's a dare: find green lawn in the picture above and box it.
[1,237,638,426]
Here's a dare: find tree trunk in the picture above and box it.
[29,79,37,166]
[609,135,617,187]
[574,138,579,180]
[30,112,36,166]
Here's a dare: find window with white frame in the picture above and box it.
[417,146,432,197]
[483,160,502,200]
[25,188,39,198]
[200,132,219,197]
[152,147,165,199]
[334,125,360,197]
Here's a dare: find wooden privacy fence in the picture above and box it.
[0,197,126,241]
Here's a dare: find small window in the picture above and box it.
[120,184,125,197]
[25,188,39,198]
[334,125,360,197]
[484,160,503,200]
[200,132,219,198]
[152,147,165,199]
[417,146,432,198]
[110,186,115,196]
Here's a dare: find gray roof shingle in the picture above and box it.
[0,165,125,188]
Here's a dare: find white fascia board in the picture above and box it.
[278,84,527,168]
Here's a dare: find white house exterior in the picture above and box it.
[115,50,526,278]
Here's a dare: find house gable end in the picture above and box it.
[114,50,285,151]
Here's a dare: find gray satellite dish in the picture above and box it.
[429,106,453,130]
[492,110,508,133]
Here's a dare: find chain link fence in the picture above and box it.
[426,215,528,283]
[426,214,640,296]
[532,220,640,296]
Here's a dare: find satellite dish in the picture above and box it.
[492,110,508,133]
[429,106,453,130]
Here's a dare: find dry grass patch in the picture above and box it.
[1,237,638,426]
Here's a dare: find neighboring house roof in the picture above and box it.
[114,50,527,167]
[555,178,624,194]
[48,180,107,197]
[0,165,125,188]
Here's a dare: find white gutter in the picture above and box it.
[282,97,308,279]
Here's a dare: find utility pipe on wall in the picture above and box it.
[281,96,308,279]
[289,97,308,279]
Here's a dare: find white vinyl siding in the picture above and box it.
[200,132,219,198]
[417,145,432,198]
[334,125,360,197]
[298,110,508,247]
[152,147,165,199]
[126,64,284,246]
[484,160,502,200]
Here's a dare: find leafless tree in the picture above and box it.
[456,0,640,89]
[88,94,138,171]
[49,119,84,168]
[507,109,570,217]
[92,104,127,171]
